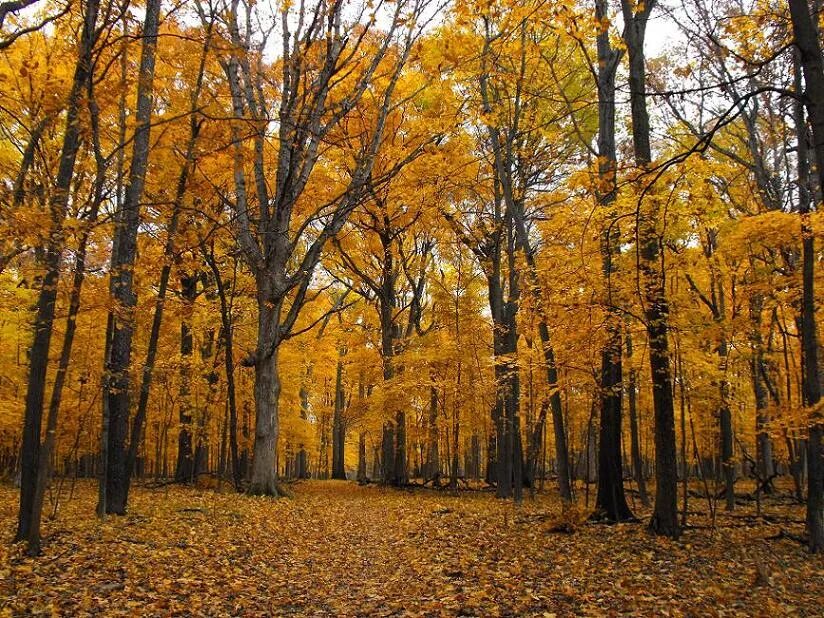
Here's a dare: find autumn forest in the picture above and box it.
[1,0,823,613]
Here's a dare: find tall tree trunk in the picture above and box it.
[331,356,346,480]
[16,0,100,543]
[621,0,680,538]
[788,0,824,552]
[381,422,395,483]
[626,331,649,506]
[426,383,440,482]
[26,84,106,554]
[174,272,199,482]
[677,343,688,527]
[394,410,408,486]
[499,166,570,502]
[203,250,241,490]
[123,23,211,493]
[102,0,161,515]
[749,294,774,488]
[248,285,281,496]
[357,432,367,482]
[593,0,632,522]
[717,291,735,512]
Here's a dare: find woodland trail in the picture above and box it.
[1,480,822,615]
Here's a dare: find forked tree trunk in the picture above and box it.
[17,0,100,545]
[27,121,105,554]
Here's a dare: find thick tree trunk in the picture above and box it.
[787,0,824,552]
[17,0,99,544]
[594,335,633,521]
[593,0,632,522]
[450,404,460,490]
[622,0,680,538]
[103,0,161,515]
[719,400,735,511]
[248,291,281,496]
[394,411,408,486]
[789,0,824,553]
[485,272,520,500]
[381,422,395,483]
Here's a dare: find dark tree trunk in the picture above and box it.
[381,422,395,483]
[503,175,571,502]
[203,251,241,490]
[621,0,679,538]
[102,0,161,515]
[525,403,547,491]
[470,434,481,480]
[486,433,496,486]
[394,410,408,486]
[715,266,735,512]
[493,271,519,499]
[27,105,106,554]
[331,357,346,480]
[17,0,100,545]
[124,26,211,493]
[357,432,367,482]
[175,272,199,482]
[788,0,824,552]
[593,0,632,522]
[594,336,633,521]
[626,332,649,506]
[425,384,440,482]
[749,294,774,487]
[477,25,566,502]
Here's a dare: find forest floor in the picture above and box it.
[1,479,822,616]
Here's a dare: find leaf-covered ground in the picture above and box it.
[1,480,822,616]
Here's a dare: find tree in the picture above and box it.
[592,0,632,522]
[16,0,101,550]
[102,0,162,515]
[215,0,432,495]
[786,0,824,554]
[621,0,680,538]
